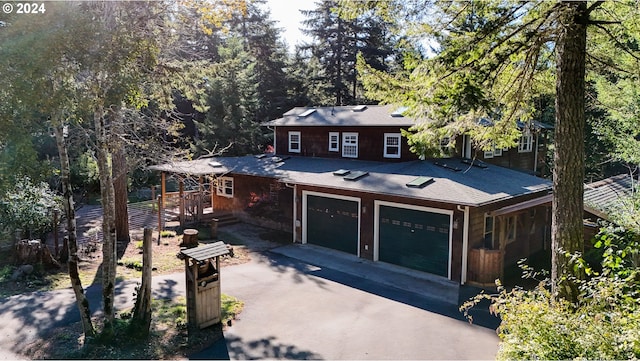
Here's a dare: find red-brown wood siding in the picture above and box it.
[274,126,418,162]
[453,134,549,175]
[294,184,463,282]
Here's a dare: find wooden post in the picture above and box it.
[210,176,215,212]
[132,228,153,335]
[157,195,163,245]
[151,185,156,201]
[179,178,185,226]
[161,172,166,208]
[198,176,204,221]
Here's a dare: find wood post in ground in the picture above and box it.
[157,195,163,246]
[132,227,153,336]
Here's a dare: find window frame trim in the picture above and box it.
[328,132,340,152]
[342,132,359,158]
[216,176,234,198]
[383,133,402,159]
[288,131,301,153]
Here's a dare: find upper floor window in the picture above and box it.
[288,131,301,153]
[483,142,502,158]
[216,177,234,198]
[384,133,401,158]
[518,134,533,153]
[342,132,358,158]
[328,132,339,152]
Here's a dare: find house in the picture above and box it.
[151,105,554,287]
[583,174,637,239]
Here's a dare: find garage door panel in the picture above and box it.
[378,205,450,277]
[306,195,359,255]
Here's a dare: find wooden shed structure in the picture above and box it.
[180,241,230,329]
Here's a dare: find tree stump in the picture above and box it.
[14,240,61,269]
[180,229,199,248]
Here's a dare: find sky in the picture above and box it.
[262,0,317,51]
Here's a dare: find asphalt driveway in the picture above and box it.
[192,244,499,360]
[0,223,499,360]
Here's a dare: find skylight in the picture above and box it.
[333,169,351,176]
[391,106,408,117]
[352,105,368,112]
[343,171,369,181]
[208,161,223,168]
[406,176,434,188]
[298,109,316,118]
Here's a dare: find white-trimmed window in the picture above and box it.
[328,132,339,152]
[493,143,502,157]
[518,134,533,153]
[484,142,502,158]
[216,177,234,198]
[342,132,358,158]
[384,133,401,158]
[288,131,301,153]
[483,147,494,159]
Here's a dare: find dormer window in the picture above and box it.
[288,131,301,153]
[384,133,401,158]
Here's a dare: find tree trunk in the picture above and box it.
[94,107,117,334]
[113,143,130,245]
[53,122,95,338]
[131,228,153,336]
[552,2,588,302]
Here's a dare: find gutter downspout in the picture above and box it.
[457,205,470,285]
[534,132,539,175]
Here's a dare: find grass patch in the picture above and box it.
[221,294,244,321]
[134,240,144,249]
[118,258,143,271]
[33,294,243,359]
[160,230,176,238]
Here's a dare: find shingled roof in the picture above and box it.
[150,155,552,207]
[263,105,415,127]
[584,174,637,218]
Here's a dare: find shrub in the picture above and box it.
[462,225,640,360]
[0,177,61,239]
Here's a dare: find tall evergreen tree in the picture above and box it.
[193,37,262,156]
[342,0,640,301]
[301,0,399,105]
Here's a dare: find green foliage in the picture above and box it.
[118,258,143,271]
[221,293,244,323]
[0,177,61,238]
[160,230,176,238]
[0,265,13,282]
[463,223,640,360]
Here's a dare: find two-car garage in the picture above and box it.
[302,191,452,279]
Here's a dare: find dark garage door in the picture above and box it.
[306,195,359,255]
[378,205,450,277]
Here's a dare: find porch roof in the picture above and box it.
[149,155,552,208]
